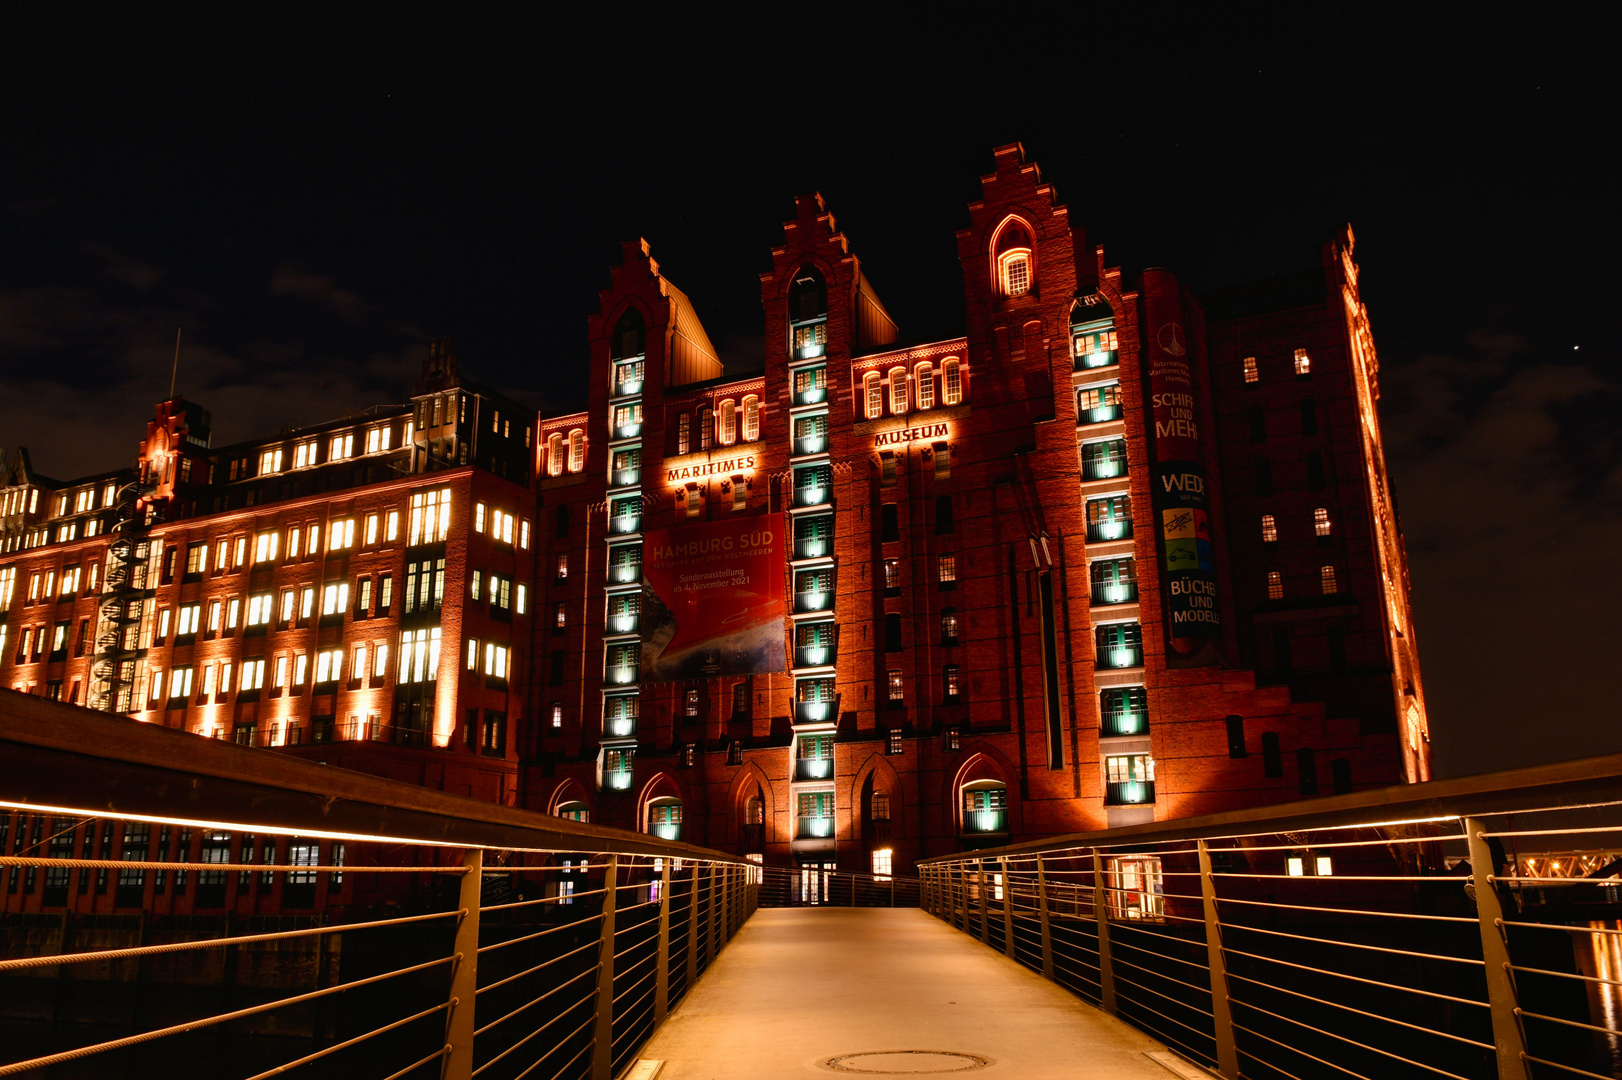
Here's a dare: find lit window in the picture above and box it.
[1261,514,1277,543]
[698,407,713,450]
[408,488,452,545]
[240,658,265,690]
[1293,348,1311,376]
[568,430,585,472]
[742,396,760,441]
[889,367,908,414]
[364,513,379,545]
[872,848,893,881]
[995,221,1034,297]
[940,359,962,406]
[226,598,241,628]
[884,559,900,590]
[321,582,350,616]
[887,669,904,702]
[260,448,284,475]
[1314,507,1331,537]
[519,519,530,549]
[547,433,564,476]
[1267,571,1283,600]
[484,643,508,678]
[719,400,736,445]
[914,364,935,410]
[246,593,273,626]
[254,532,279,563]
[279,590,296,623]
[366,428,382,454]
[300,587,314,619]
[552,702,564,728]
[314,648,343,684]
[1286,856,1305,877]
[676,413,690,455]
[286,527,301,560]
[474,503,486,533]
[1243,356,1259,383]
[293,653,306,685]
[555,553,568,580]
[273,656,288,689]
[398,627,441,683]
[943,664,961,702]
[372,644,387,678]
[864,373,882,419]
[1320,565,1338,595]
[329,518,355,551]
[330,433,354,459]
[515,584,527,615]
[937,554,956,584]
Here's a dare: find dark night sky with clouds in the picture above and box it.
[1,9,1616,778]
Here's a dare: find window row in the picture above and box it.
[543,430,588,476]
[1265,566,1341,599]
[472,501,529,547]
[860,360,963,420]
[252,420,409,478]
[1241,348,1312,384]
[673,396,761,454]
[1259,508,1333,543]
[141,640,392,706]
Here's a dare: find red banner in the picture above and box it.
[640,515,786,681]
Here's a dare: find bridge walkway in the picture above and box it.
[637,907,1187,1079]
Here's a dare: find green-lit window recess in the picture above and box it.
[608,495,641,535]
[1090,558,1138,605]
[796,733,834,780]
[1076,383,1123,424]
[793,567,834,614]
[793,412,829,456]
[1101,687,1148,736]
[795,677,836,722]
[1096,622,1143,670]
[605,642,639,686]
[793,365,828,406]
[797,791,835,837]
[795,620,836,667]
[607,592,640,635]
[1105,754,1156,805]
[962,785,1007,833]
[604,693,638,738]
[613,358,644,397]
[603,747,634,791]
[793,463,833,507]
[611,446,640,487]
[1073,327,1119,370]
[607,543,642,584]
[648,799,682,841]
[1081,439,1127,480]
[793,513,832,558]
[611,401,643,440]
[1086,495,1133,542]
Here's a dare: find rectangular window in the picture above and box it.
[515,583,527,615]
[883,559,900,590]
[246,593,273,626]
[408,488,452,545]
[386,509,399,541]
[330,432,354,459]
[474,502,486,533]
[399,627,441,684]
[321,582,350,616]
[185,542,207,576]
[552,702,564,728]
[329,518,356,550]
[378,574,392,612]
[372,644,387,678]
[937,554,956,585]
[293,653,307,686]
[1314,507,1332,537]
[1320,565,1338,595]
[254,531,279,563]
[1267,571,1284,600]
[556,553,568,580]
[314,649,343,684]
[484,643,508,678]
[176,604,201,637]
[356,577,372,615]
[1261,514,1277,543]
[260,448,284,475]
[1293,348,1311,376]
[241,658,265,690]
[364,513,379,545]
[887,669,904,703]
[1243,355,1259,383]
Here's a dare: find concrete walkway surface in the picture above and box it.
[637,907,1187,1079]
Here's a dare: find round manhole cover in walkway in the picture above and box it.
[823,1050,992,1074]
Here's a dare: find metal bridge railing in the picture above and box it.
[918,754,1622,1080]
[0,689,756,1080]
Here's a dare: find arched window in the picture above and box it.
[546,433,564,476]
[915,363,935,410]
[741,396,760,441]
[995,220,1034,297]
[888,367,908,414]
[698,406,713,450]
[941,359,963,405]
[719,400,736,445]
[556,800,589,823]
[613,309,645,360]
[863,373,882,419]
[676,412,690,455]
[567,430,585,473]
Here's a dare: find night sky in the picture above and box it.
[2,12,1615,778]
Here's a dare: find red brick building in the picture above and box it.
[0,144,1430,893]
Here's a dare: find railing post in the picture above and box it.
[444,848,481,1080]
[707,862,720,967]
[977,860,990,943]
[1090,849,1116,1015]
[653,856,672,1027]
[1000,858,1015,960]
[1466,817,1531,1080]
[591,853,619,1080]
[1035,853,1054,981]
[958,862,971,931]
[1197,840,1239,1080]
[685,860,700,989]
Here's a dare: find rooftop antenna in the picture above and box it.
[169,327,182,399]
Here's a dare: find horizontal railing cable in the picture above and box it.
[241,999,452,1080]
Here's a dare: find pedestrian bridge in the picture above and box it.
[2,689,1620,1080]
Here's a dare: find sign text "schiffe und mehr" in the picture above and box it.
[873,421,949,449]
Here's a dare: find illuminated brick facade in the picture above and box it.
[0,144,1431,890]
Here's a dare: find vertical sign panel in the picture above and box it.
[1142,269,1221,666]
